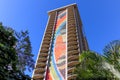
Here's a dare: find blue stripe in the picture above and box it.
[51,20,66,80]
[55,21,66,36]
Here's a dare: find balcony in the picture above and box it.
[68,16,74,19]
[34,68,45,74]
[68,25,76,29]
[68,14,74,16]
[68,23,76,27]
[39,53,48,57]
[68,41,78,46]
[37,58,47,63]
[68,50,79,56]
[47,24,54,27]
[42,44,50,48]
[68,45,78,51]
[68,20,75,23]
[68,67,75,74]
[40,48,49,53]
[42,40,50,45]
[68,37,77,42]
[68,34,77,39]
[68,29,76,34]
[68,29,76,33]
[45,31,52,35]
[43,38,51,42]
[68,61,79,67]
[67,74,77,80]
[46,27,53,32]
[68,55,79,62]
[33,74,44,80]
[44,34,52,38]
[48,22,54,26]
[36,63,46,68]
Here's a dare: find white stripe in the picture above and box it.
[66,9,68,80]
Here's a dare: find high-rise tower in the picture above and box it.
[32,3,89,80]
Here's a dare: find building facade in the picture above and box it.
[32,3,89,80]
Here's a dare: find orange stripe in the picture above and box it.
[55,35,66,61]
[56,15,66,30]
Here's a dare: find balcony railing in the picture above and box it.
[37,58,47,63]
[68,61,79,67]
[68,45,78,51]
[68,50,79,56]
[34,68,45,74]
[67,74,77,80]
[68,55,79,62]
[36,63,46,68]
[33,74,44,80]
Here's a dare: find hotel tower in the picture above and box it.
[32,3,89,80]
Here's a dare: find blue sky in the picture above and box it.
[0,0,120,77]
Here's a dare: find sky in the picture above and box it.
[0,0,120,77]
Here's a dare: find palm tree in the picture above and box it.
[75,51,114,80]
[103,40,120,79]
[103,40,120,70]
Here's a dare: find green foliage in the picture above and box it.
[15,30,34,73]
[75,51,114,80]
[0,23,17,79]
[0,23,34,80]
[103,40,120,71]
[75,40,120,80]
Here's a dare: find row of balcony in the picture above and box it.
[33,62,46,80]
[33,47,49,79]
[67,7,79,80]
[33,13,56,80]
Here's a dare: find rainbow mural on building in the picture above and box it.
[46,10,67,80]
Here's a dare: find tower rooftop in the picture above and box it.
[48,3,77,15]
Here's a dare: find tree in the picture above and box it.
[0,23,17,79]
[0,23,34,80]
[103,40,120,69]
[5,26,35,73]
[15,30,34,73]
[103,40,120,79]
[75,51,114,80]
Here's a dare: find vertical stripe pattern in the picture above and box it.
[47,9,67,80]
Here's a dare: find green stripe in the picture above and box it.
[50,61,59,80]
